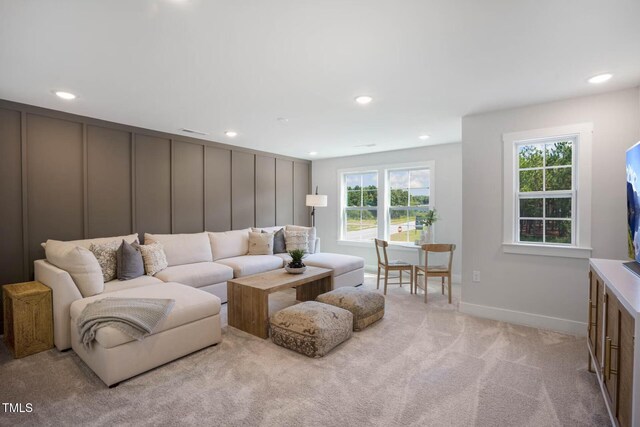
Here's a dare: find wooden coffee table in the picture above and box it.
[227,266,333,339]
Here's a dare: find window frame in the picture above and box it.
[337,161,435,246]
[503,123,592,258]
[339,169,380,243]
[515,136,576,246]
[386,166,433,243]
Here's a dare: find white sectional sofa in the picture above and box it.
[35,227,364,362]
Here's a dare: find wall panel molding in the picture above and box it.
[0,98,311,312]
[20,110,28,279]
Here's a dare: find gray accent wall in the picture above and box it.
[0,99,311,332]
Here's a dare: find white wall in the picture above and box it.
[312,143,462,277]
[461,87,640,335]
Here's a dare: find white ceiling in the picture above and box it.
[1,1,639,160]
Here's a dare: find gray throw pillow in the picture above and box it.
[116,240,144,281]
[269,228,287,254]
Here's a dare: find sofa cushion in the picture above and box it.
[292,253,365,277]
[252,227,286,254]
[138,242,168,276]
[144,232,212,266]
[215,255,284,278]
[285,231,309,252]
[89,241,120,282]
[70,282,221,349]
[208,229,250,261]
[154,262,234,288]
[286,225,317,254]
[41,233,138,250]
[116,240,145,280]
[248,231,274,255]
[103,275,163,293]
[45,240,104,297]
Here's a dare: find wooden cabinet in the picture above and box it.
[589,259,639,427]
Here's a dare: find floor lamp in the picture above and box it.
[306,186,327,227]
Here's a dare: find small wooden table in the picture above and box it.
[227,267,333,339]
[3,281,54,358]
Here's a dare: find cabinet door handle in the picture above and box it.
[605,336,619,380]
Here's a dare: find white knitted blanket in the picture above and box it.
[77,298,175,348]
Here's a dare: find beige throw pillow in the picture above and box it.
[285,231,309,252]
[248,231,274,255]
[138,242,168,276]
[45,240,104,297]
[286,225,317,253]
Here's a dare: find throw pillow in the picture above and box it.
[252,227,287,254]
[285,231,309,252]
[89,241,120,282]
[116,240,145,281]
[272,228,287,254]
[44,240,104,297]
[286,225,317,254]
[137,242,168,276]
[248,231,274,255]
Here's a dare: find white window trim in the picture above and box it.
[337,161,435,246]
[384,162,436,244]
[502,123,593,258]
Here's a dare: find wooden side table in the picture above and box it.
[3,281,53,358]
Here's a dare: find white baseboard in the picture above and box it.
[364,264,461,283]
[459,302,587,336]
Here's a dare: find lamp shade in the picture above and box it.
[306,194,328,207]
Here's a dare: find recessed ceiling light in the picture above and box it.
[277,117,289,123]
[54,91,76,100]
[309,151,318,156]
[225,130,237,137]
[588,73,612,84]
[355,95,373,105]
[419,135,430,140]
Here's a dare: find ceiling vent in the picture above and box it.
[180,128,209,136]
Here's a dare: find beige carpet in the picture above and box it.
[0,275,608,426]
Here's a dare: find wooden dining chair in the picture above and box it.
[413,244,456,304]
[374,239,413,295]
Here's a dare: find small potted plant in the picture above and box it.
[417,208,439,245]
[285,249,307,274]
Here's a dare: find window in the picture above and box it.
[503,123,592,258]
[342,172,378,241]
[517,139,574,244]
[388,168,431,242]
[339,162,434,245]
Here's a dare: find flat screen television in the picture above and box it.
[625,141,640,276]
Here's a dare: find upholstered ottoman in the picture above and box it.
[270,301,353,357]
[316,287,385,331]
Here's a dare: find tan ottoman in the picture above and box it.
[270,301,352,357]
[316,287,385,331]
